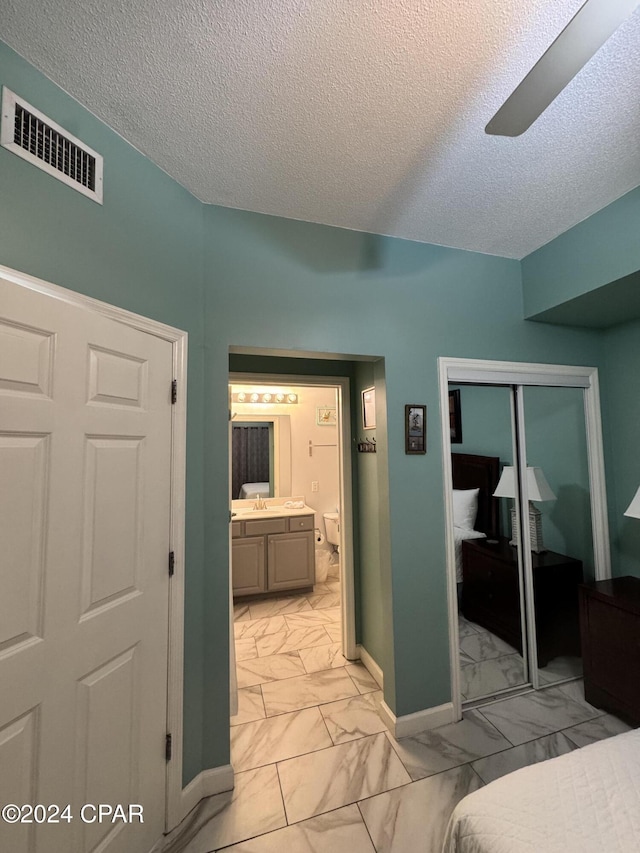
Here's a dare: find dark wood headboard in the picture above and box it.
[451,453,500,539]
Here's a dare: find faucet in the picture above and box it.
[253,494,266,510]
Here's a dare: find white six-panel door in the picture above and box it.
[0,275,173,853]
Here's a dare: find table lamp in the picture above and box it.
[624,487,640,519]
[493,465,556,553]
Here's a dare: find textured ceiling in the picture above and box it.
[2,0,639,258]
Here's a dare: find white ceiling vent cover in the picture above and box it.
[1,87,103,204]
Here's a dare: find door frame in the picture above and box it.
[229,372,357,661]
[438,357,611,720]
[0,264,188,831]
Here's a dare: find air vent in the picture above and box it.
[1,87,103,204]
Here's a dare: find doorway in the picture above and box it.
[228,372,358,741]
[439,358,611,717]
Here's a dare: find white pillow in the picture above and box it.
[453,488,479,530]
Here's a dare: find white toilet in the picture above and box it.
[323,511,340,565]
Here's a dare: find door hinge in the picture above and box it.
[171,379,177,404]
[169,551,175,577]
[165,733,172,761]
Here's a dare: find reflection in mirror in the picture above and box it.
[230,411,292,499]
[450,383,529,703]
[523,385,591,685]
[231,421,273,500]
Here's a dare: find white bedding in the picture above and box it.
[454,526,486,583]
[239,482,270,499]
[443,728,640,853]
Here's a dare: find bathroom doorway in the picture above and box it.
[228,372,359,737]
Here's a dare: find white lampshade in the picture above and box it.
[493,466,556,502]
[493,466,516,498]
[624,487,640,519]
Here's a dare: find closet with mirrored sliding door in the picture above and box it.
[439,359,610,715]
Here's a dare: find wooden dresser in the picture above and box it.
[461,536,583,666]
[580,576,640,725]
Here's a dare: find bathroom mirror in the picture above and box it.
[231,413,292,498]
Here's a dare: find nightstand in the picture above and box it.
[461,536,583,666]
[580,576,640,725]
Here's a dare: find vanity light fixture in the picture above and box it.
[231,391,298,405]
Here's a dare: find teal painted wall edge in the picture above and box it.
[601,319,640,579]
[522,186,640,319]
[529,270,640,329]
[0,41,209,784]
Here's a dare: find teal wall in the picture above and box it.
[601,319,640,578]
[354,361,395,681]
[0,42,208,783]
[202,204,604,722]
[522,186,640,319]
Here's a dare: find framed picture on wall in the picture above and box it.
[362,387,376,429]
[316,406,336,426]
[405,404,426,454]
[449,389,462,444]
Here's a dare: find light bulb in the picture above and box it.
[288,393,297,403]
[262,393,272,402]
[276,393,284,403]
[237,392,246,402]
[250,393,259,403]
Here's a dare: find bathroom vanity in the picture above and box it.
[231,501,316,597]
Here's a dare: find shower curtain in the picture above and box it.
[231,424,270,499]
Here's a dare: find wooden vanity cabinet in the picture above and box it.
[232,514,315,597]
[232,536,265,596]
[268,531,315,592]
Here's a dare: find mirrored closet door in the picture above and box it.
[521,385,595,686]
[445,361,608,711]
[450,383,530,703]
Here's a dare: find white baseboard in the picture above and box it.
[356,644,383,689]
[379,700,455,739]
[179,764,235,820]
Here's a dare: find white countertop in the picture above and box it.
[231,496,315,519]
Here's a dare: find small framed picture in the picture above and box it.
[362,387,376,430]
[405,404,426,454]
[316,406,336,426]
[449,389,462,444]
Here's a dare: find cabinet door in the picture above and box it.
[267,532,315,591]
[232,537,266,596]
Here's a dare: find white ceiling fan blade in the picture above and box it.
[486,0,640,136]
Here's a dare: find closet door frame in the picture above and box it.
[438,358,611,720]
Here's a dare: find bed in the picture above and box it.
[442,728,640,852]
[451,453,500,583]
[239,481,270,499]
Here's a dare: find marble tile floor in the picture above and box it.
[162,588,636,853]
[458,615,583,701]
